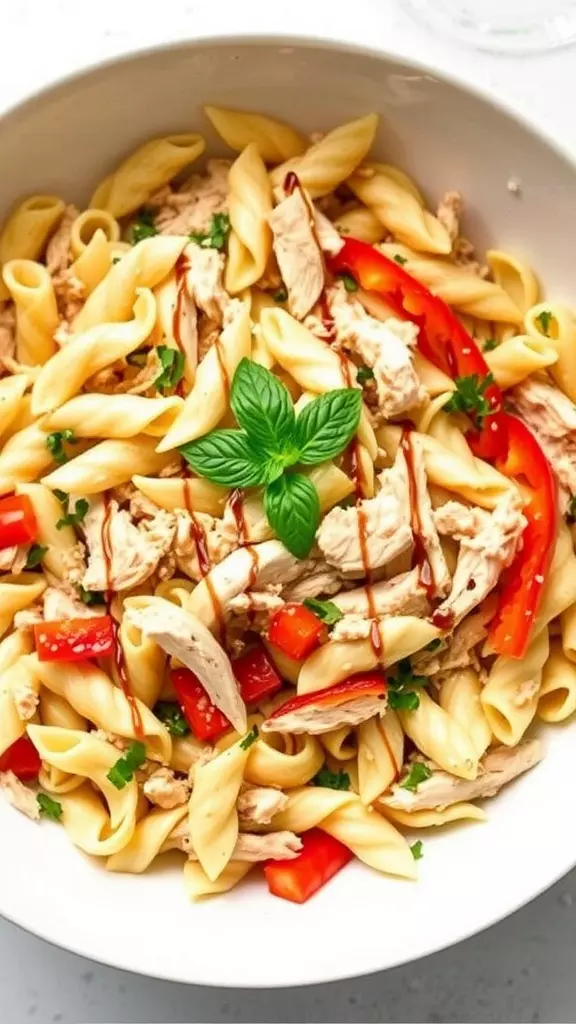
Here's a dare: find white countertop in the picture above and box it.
[3,1,576,1020]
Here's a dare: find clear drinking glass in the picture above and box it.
[403,0,576,53]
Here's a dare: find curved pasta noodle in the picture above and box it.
[334,205,388,243]
[90,134,206,217]
[486,250,539,314]
[0,573,46,637]
[348,169,451,254]
[524,302,576,402]
[154,577,196,607]
[183,860,253,900]
[357,711,404,805]
[170,734,210,773]
[537,639,576,723]
[321,796,417,879]
[270,114,378,198]
[157,305,251,450]
[560,602,576,663]
[204,106,306,163]
[320,726,357,762]
[481,629,549,745]
[188,738,250,881]
[70,229,113,297]
[0,393,36,443]
[225,144,273,293]
[399,691,479,780]
[245,731,324,788]
[484,334,557,389]
[70,209,120,258]
[43,393,184,439]
[32,288,157,414]
[0,421,70,495]
[438,668,492,759]
[16,483,76,579]
[3,260,59,366]
[107,804,188,873]
[297,617,441,695]
[42,436,175,494]
[262,641,303,687]
[131,475,229,516]
[380,803,486,829]
[118,603,167,708]
[534,524,576,632]
[0,376,30,441]
[0,195,65,301]
[0,633,36,756]
[38,688,88,793]
[269,784,354,832]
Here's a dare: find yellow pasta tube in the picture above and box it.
[486,250,539,314]
[270,114,378,199]
[188,738,250,881]
[32,288,156,414]
[42,435,175,494]
[262,641,303,687]
[320,727,357,762]
[481,629,549,745]
[0,573,46,637]
[270,785,355,832]
[0,421,66,495]
[107,804,188,873]
[118,611,166,708]
[70,209,120,258]
[170,733,210,773]
[204,106,306,163]
[0,393,35,443]
[534,524,576,633]
[15,483,76,579]
[131,475,229,516]
[322,797,417,879]
[225,144,273,293]
[38,688,87,795]
[438,668,492,759]
[399,691,479,780]
[524,302,576,402]
[3,260,59,366]
[484,334,557,389]
[183,860,253,900]
[0,376,29,441]
[154,577,196,607]
[245,732,324,788]
[537,639,576,723]
[70,229,113,297]
[90,134,206,217]
[0,634,36,755]
[380,803,486,829]
[0,195,65,301]
[157,305,251,450]
[560,602,576,662]
[43,393,184,439]
[348,170,451,254]
[334,206,388,243]
[357,711,404,805]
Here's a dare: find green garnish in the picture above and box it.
[339,273,358,293]
[273,287,288,303]
[303,597,343,626]
[483,338,498,352]
[25,544,47,569]
[130,209,158,245]
[154,701,190,737]
[154,346,185,394]
[179,359,362,559]
[400,762,432,793]
[126,347,149,368]
[444,373,498,427]
[313,767,351,790]
[106,741,146,790]
[37,793,63,821]
[56,498,89,531]
[52,489,68,504]
[567,495,576,525]
[410,840,424,860]
[112,256,121,265]
[190,212,231,251]
[77,585,102,606]
[536,310,552,336]
[393,253,408,266]
[45,430,77,465]
[425,638,442,652]
[240,725,259,750]
[356,365,375,385]
[387,658,428,712]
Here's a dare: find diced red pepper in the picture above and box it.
[171,667,230,741]
[0,494,38,549]
[267,603,326,661]
[330,238,507,460]
[0,735,41,780]
[488,414,558,658]
[232,644,282,704]
[34,616,115,662]
[264,828,352,904]
[268,671,386,722]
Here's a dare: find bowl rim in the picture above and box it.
[1,31,575,987]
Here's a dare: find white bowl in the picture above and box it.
[1,36,576,988]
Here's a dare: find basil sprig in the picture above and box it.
[180,360,362,558]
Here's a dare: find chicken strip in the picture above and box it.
[143,768,190,809]
[331,568,429,620]
[82,497,176,593]
[181,241,230,323]
[268,186,325,320]
[263,693,387,735]
[152,159,230,236]
[0,771,40,821]
[236,785,289,825]
[510,377,576,510]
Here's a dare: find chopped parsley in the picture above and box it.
[77,585,102,606]
[112,256,121,265]
[410,840,424,861]
[190,212,231,251]
[273,287,288,303]
[106,741,147,790]
[154,346,185,394]
[126,347,149,368]
[567,495,576,525]
[45,430,77,465]
[356,365,375,385]
[444,373,497,427]
[303,597,343,627]
[240,725,259,750]
[25,544,47,569]
[130,209,158,245]
[387,658,428,712]
[56,498,89,531]
[154,701,190,737]
[483,338,498,352]
[425,638,443,652]
[393,253,408,266]
[37,793,63,821]
[313,766,351,790]
[400,762,432,793]
[339,273,358,293]
[52,489,68,504]
[536,310,552,336]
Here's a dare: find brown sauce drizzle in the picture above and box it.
[181,478,225,638]
[171,254,192,399]
[431,607,455,631]
[101,493,143,738]
[229,488,248,545]
[400,425,436,602]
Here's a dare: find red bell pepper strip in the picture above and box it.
[267,604,326,661]
[0,494,38,549]
[330,238,507,459]
[171,668,230,741]
[232,644,283,704]
[0,735,41,780]
[34,616,115,662]
[488,414,558,659]
[264,828,353,904]
[267,671,386,724]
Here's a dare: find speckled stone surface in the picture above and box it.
[3,2,576,1020]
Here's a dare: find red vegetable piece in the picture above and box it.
[233,644,282,705]
[34,616,115,662]
[0,735,41,780]
[171,667,230,741]
[264,828,353,903]
[0,494,38,549]
[268,671,386,721]
[267,603,326,661]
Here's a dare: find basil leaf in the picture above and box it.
[56,498,89,530]
[154,346,185,393]
[264,473,320,559]
[231,359,296,456]
[180,430,272,488]
[295,389,362,465]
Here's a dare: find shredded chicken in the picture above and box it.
[451,237,489,278]
[143,768,190,809]
[412,603,493,676]
[82,497,176,592]
[263,692,387,735]
[432,491,526,626]
[331,568,429,620]
[181,241,230,323]
[402,432,451,598]
[194,831,302,862]
[0,771,39,820]
[510,378,576,510]
[237,785,288,825]
[380,739,542,812]
[45,204,85,321]
[281,563,344,602]
[173,510,236,581]
[268,186,325,320]
[60,542,87,586]
[12,677,38,721]
[0,545,28,574]
[43,584,106,620]
[436,190,462,245]
[152,159,230,236]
